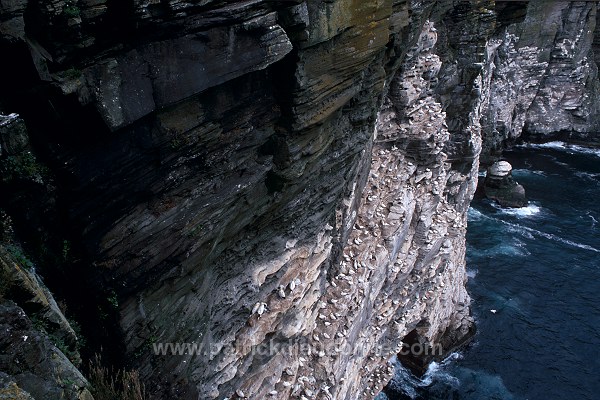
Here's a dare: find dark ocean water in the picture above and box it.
[381,142,600,400]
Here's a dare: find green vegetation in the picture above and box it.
[62,240,71,262]
[170,137,183,150]
[187,224,203,238]
[5,244,35,270]
[50,333,74,361]
[133,334,157,359]
[31,312,84,365]
[107,290,119,309]
[63,1,81,18]
[0,152,49,183]
[53,334,82,366]
[59,377,77,390]
[88,354,147,400]
[0,210,13,242]
[65,67,82,79]
[68,317,86,354]
[30,313,49,332]
[97,304,109,321]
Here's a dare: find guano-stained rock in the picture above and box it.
[1,1,600,400]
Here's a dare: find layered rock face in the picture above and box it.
[482,0,600,157]
[1,1,600,400]
[0,115,93,400]
[0,244,93,400]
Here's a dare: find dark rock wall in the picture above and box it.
[1,1,600,399]
[0,244,93,400]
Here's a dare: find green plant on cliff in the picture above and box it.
[62,240,71,262]
[0,152,49,183]
[30,311,83,365]
[30,313,49,333]
[88,354,147,400]
[59,377,77,391]
[50,332,83,366]
[107,290,119,309]
[65,68,82,79]
[169,137,183,150]
[5,244,34,270]
[63,1,80,18]
[0,210,13,242]
[187,223,203,238]
[133,334,157,359]
[49,333,74,360]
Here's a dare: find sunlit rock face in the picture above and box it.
[1,1,600,399]
[482,0,600,157]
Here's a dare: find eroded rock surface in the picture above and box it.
[483,161,527,208]
[1,1,600,400]
[482,1,600,157]
[0,246,93,400]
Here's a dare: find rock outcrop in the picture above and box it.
[1,1,600,400]
[0,245,93,400]
[483,161,527,208]
[482,0,600,157]
[0,114,92,399]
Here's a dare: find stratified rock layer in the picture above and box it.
[0,245,93,400]
[1,1,600,400]
[482,1,600,156]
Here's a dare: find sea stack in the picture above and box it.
[483,161,528,208]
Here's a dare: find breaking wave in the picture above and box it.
[499,219,600,253]
[521,141,600,158]
[490,202,542,217]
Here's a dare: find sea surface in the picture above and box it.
[381,142,600,400]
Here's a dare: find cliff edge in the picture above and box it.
[1,1,599,399]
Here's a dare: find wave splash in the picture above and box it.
[469,205,600,253]
[383,353,519,400]
[384,354,461,399]
[470,206,600,253]
[521,141,600,158]
[502,220,600,253]
[490,202,542,217]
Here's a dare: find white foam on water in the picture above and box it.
[483,242,530,257]
[515,229,535,240]
[491,202,542,217]
[472,206,599,253]
[388,353,462,399]
[575,171,600,181]
[511,238,532,257]
[500,219,600,253]
[588,212,598,229]
[523,141,600,158]
[566,144,600,158]
[526,141,568,150]
[417,356,461,388]
[467,207,485,221]
[512,168,546,177]
[374,392,389,400]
